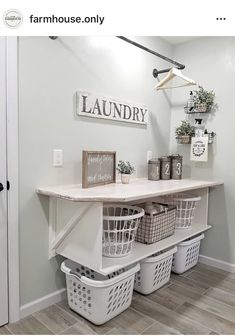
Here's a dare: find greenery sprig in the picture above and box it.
[175,120,195,137]
[193,86,217,110]
[116,160,135,175]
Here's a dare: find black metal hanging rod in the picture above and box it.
[49,36,185,78]
[117,36,185,78]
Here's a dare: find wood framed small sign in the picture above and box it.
[82,151,116,188]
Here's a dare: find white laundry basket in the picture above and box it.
[61,259,140,325]
[134,246,177,295]
[161,194,201,229]
[103,204,144,257]
[172,233,205,274]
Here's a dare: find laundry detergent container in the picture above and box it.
[61,259,140,325]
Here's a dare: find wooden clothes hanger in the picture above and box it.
[155,67,197,90]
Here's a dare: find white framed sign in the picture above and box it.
[190,137,208,162]
[76,90,148,125]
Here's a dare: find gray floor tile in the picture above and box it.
[145,289,184,310]
[176,302,235,334]
[3,264,235,335]
[170,273,210,293]
[7,316,53,335]
[186,270,235,293]
[185,294,235,323]
[141,320,182,335]
[33,304,77,334]
[159,282,203,301]
[56,300,112,334]
[131,293,211,334]
[59,321,97,334]
[104,307,155,335]
[58,299,155,334]
[208,331,219,335]
[0,326,12,335]
[205,287,235,308]
[194,263,230,276]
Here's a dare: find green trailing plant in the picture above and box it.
[193,86,217,110]
[116,160,135,175]
[175,120,195,137]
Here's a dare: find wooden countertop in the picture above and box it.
[37,178,223,202]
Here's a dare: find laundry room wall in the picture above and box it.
[170,37,235,266]
[18,36,173,306]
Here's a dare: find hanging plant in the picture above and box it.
[175,121,195,144]
[193,86,217,112]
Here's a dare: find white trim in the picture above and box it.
[199,254,235,273]
[20,288,67,319]
[6,36,20,323]
[0,36,9,327]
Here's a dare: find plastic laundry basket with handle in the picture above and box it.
[160,194,201,229]
[172,233,205,274]
[61,259,140,325]
[134,246,177,295]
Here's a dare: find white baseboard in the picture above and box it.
[199,254,235,273]
[20,288,67,319]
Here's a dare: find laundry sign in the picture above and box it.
[76,91,149,125]
[190,137,208,162]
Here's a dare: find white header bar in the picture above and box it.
[0,0,234,36]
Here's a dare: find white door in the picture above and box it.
[0,36,8,326]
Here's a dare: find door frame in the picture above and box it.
[0,36,8,327]
[6,36,20,323]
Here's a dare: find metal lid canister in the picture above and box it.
[159,156,171,180]
[148,158,160,181]
[171,154,183,179]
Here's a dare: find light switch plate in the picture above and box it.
[53,149,63,167]
[147,150,153,163]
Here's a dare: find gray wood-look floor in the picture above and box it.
[1,263,235,335]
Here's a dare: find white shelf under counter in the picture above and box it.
[102,224,210,274]
[37,178,222,275]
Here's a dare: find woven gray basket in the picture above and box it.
[135,203,176,244]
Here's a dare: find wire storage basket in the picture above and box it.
[134,246,177,295]
[160,194,201,229]
[172,233,205,274]
[103,204,145,257]
[135,203,176,244]
[61,259,140,325]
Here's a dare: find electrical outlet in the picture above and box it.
[147,150,153,163]
[53,149,63,167]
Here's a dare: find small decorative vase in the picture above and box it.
[121,174,131,184]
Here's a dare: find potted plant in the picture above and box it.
[175,120,195,144]
[193,86,216,112]
[116,160,135,184]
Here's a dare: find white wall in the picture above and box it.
[170,37,235,264]
[19,36,173,305]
